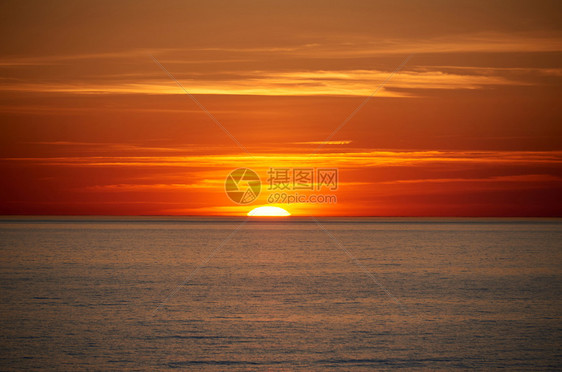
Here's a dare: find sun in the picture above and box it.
[247,206,291,217]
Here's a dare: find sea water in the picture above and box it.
[0,217,560,370]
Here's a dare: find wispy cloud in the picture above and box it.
[293,140,352,145]
[1,31,560,98]
[1,32,560,67]
[4,150,562,168]
[0,68,544,97]
[83,180,221,191]
[378,174,562,185]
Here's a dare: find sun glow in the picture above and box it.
[247,206,291,217]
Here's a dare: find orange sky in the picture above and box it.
[1,0,561,216]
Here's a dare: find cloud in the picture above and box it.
[1,32,560,67]
[293,140,352,145]
[82,180,221,192]
[378,174,562,185]
[0,67,546,97]
[4,150,562,168]
[1,31,560,97]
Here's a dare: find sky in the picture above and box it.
[1,0,561,216]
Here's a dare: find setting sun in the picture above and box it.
[247,206,291,217]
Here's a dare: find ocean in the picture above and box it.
[0,217,560,370]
